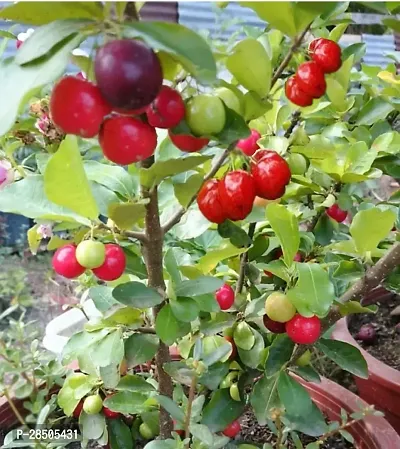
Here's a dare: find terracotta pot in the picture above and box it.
[332,288,400,434]
[299,376,400,449]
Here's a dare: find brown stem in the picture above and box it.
[184,375,197,441]
[136,327,156,334]
[124,2,139,21]
[236,222,256,295]
[141,157,173,439]
[284,111,301,139]
[4,389,28,429]
[275,414,284,448]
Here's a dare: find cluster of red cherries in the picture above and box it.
[52,242,126,281]
[285,37,342,107]
[197,146,291,224]
[49,39,210,166]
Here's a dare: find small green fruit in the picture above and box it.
[230,383,241,401]
[265,291,296,323]
[76,240,105,269]
[295,349,312,367]
[186,94,226,136]
[139,422,155,440]
[215,87,242,115]
[83,394,103,415]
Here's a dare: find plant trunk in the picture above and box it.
[142,157,173,438]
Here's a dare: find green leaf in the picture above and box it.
[113,282,163,308]
[123,21,216,84]
[350,208,396,254]
[218,220,253,248]
[100,364,119,389]
[202,336,232,364]
[108,202,146,230]
[0,2,104,24]
[141,155,211,188]
[356,98,394,126]
[342,43,366,64]
[338,301,377,316]
[170,297,199,322]
[174,173,203,208]
[103,391,149,414]
[226,38,271,97]
[248,235,269,261]
[257,260,290,282]
[250,375,280,425]
[57,373,94,416]
[125,334,159,367]
[316,339,368,379]
[189,424,214,447]
[108,420,133,449]
[197,242,246,274]
[215,103,250,145]
[89,330,124,367]
[265,334,295,378]
[155,304,190,345]
[16,19,89,65]
[116,375,155,392]
[62,329,110,364]
[44,135,98,220]
[266,203,300,267]
[143,441,177,449]
[193,294,220,313]
[237,328,265,369]
[164,248,182,286]
[156,395,185,422]
[287,263,336,318]
[89,286,119,313]
[175,277,224,297]
[234,322,255,350]
[332,261,365,282]
[27,225,41,255]
[201,389,245,432]
[291,366,321,384]
[278,372,312,416]
[84,161,135,196]
[80,412,106,440]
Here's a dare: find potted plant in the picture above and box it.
[1,2,400,448]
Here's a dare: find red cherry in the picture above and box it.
[237,129,261,156]
[218,170,256,221]
[285,76,313,107]
[72,400,84,418]
[311,38,342,74]
[92,244,126,281]
[296,62,326,99]
[197,179,227,224]
[251,153,291,200]
[50,76,112,138]
[286,315,321,345]
[99,116,157,165]
[215,283,235,310]
[172,420,185,437]
[168,130,209,152]
[224,336,237,360]
[222,420,241,438]
[114,106,148,116]
[103,400,121,420]
[326,204,348,223]
[309,38,324,52]
[263,315,286,334]
[293,252,302,262]
[52,244,86,279]
[146,86,185,129]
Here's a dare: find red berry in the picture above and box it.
[309,38,324,52]
[197,179,227,224]
[237,129,261,156]
[103,402,121,419]
[285,76,313,107]
[50,77,112,138]
[99,116,157,165]
[251,152,291,200]
[222,420,241,438]
[215,283,235,310]
[296,62,326,99]
[52,244,86,279]
[286,315,321,345]
[293,253,302,262]
[168,130,209,152]
[311,38,342,74]
[172,420,185,437]
[114,106,148,116]
[218,170,256,221]
[146,86,185,129]
[92,244,126,281]
[326,204,348,223]
[94,39,163,110]
[72,400,84,418]
[224,336,237,360]
[263,316,286,334]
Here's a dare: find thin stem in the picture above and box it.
[275,414,284,448]
[236,222,256,294]
[284,111,301,139]
[4,389,28,429]
[184,375,197,442]
[136,327,156,334]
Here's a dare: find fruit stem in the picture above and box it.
[283,110,301,139]
[236,222,256,295]
[184,375,198,443]
[141,156,173,439]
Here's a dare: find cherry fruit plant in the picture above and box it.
[0,2,399,449]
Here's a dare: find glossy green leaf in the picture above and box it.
[88,330,124,368]
[250,375,280,425]
[316,339,368,378]
[170,297,199,322]
[44,135,98,220]
[62,329,110,364]
[287,263,336,318]
[201,389,245,432]
[108,202,146,230]
[350,208,396,254]
[265,334,295,377]
[108,420,133,449]
[218,220,253,248]
[197,242,246,274]
[215,103,250,145]
[113,282,163,308]
[99,364,119,389]
[266,203,300,267]
[57,373,94,416]
[155,304,190,345]
[356,98,394,126]
[332,260,365,282]
[257,260,290,282]
[80,412,106,440]
[291,365,321,384]
[175,276,224,297]
[123,21,216,84]
[202,338,232,366]
[89,286,119,313]
[173,173,203,208]
[338,301,377,316]
[0,1,103,24]
[278,372,312,416]
[116,375,155,392]
[103,391,149,414]
[226,38,271,97]
[156,395,185,422]
[189,424,214,447]
[125,334,159,367]
[234,322,255,350]
[164,248,182,286]
[84,161,135,196]
[237,328,265,368]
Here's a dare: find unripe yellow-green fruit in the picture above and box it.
[76,240,105,269]
[265,291,296,323]
[230,383,241,401]
[215,87,242,115]
[295,349,312,367]
[83,394,103,415]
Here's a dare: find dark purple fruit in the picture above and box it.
[355,323,376,344]
[94,39,163,110]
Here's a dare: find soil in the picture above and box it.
[349,295,400,371]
